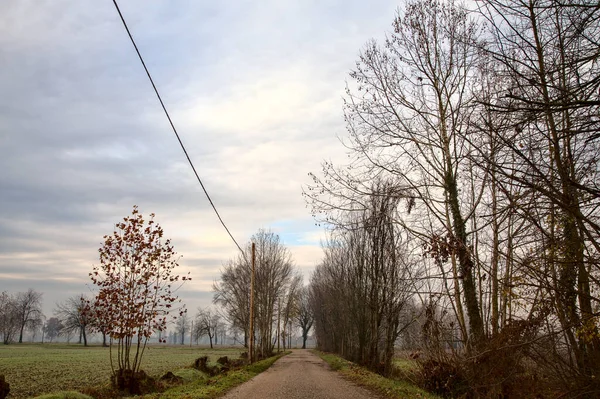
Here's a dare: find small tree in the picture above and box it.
[90,206,189,393]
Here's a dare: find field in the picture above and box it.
[0,344,243,399]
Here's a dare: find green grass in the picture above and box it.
[32,392,94,399]
[134,352,289,399]
[393,357,419,372]
[314,351,440,399]
[172,368,206,383]
[0,343,242,399]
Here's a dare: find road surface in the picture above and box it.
[222,349,378,399]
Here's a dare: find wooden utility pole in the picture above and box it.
[190,320,193,347]
[249,242,256,363]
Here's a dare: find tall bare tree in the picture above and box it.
[214,229,296,358]
[310,182,416,375]
[213,256,251,347]
[305,0,599,394]
[279,274,302,350]
[475,0,600,388]
[306,0,486,346]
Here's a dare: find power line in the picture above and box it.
[111,0,244,254]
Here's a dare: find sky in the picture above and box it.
[0,0,400,318]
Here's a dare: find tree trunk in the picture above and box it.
[490,158,500,336]
[446,167,485,345]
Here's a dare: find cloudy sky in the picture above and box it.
[1,0,399,317]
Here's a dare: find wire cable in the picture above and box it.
[111,0,245,254]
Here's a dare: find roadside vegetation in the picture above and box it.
[135,351,288,399]
[315,351,438,399]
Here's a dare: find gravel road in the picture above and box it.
[222,349,379,399]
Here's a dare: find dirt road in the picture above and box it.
[222,350,378,399]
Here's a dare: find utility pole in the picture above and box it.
[190,320,193,347]
[249,242,256,363]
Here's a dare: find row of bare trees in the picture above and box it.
[0,288,274,348]
[213,229,314,357]
[171,307,225,347]
[0,290,111,346]
[310,183,416,375]
[305,0,599,396]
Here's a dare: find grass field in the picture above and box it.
[0,344,243,399]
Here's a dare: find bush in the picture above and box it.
[194,356,218,376]
[159,371,184,384]
[112,369,155,394]
[420,359,469,398]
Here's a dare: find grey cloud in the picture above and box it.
[1,0,402,313]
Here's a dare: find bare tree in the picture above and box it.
[310,182,416,375]
[175,313,190,345]
[55,295,93,346]
[194,307,219,348]
[213,256,251,347]
[43,317,63,343]
[14,289,43,343]
[0,292,19,345]
[214,229,296,358]
[253,230,295,357]
[306,0,486,346]
[473,0,600,390]
[280,274,302,350]
[295,286,313,349]
[305,0,600,394]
